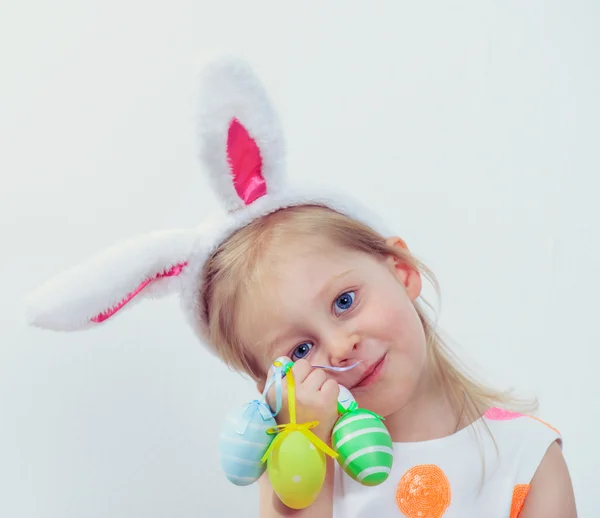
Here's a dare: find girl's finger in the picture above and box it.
[289,359,313,384]
[301,368,328,393]
[319,378,340,408]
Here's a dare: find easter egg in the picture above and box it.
[267,430,327,509]
[332,408,393,486]
[218,401,276,486]
[337,385,356,412]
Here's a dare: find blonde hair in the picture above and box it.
[202,204,538,428]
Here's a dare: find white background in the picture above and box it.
[1,1,598,516]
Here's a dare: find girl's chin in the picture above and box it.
[354,389,397,416]
[354,380,417,416]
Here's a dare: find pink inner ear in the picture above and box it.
[91,262,187,323]
[227,118,267,205]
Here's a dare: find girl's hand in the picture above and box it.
[265,357,340,443]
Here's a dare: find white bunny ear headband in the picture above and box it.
[23,56,393,356]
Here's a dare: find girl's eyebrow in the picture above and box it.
[315,269,354,301]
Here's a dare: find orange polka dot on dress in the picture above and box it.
[510,484,531,518]
[396,464,451,518]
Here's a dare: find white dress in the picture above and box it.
[332,407,562,518]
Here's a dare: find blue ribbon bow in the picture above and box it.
[235,361,285,435]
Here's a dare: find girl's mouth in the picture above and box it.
[353,354,386,388]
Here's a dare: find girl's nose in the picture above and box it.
[327,331,360,366]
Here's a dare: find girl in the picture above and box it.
[24,57,576,517]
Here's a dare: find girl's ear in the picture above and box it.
[385,237,422,301]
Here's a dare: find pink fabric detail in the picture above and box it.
[226,118,266,205]
[484,407,525,421]
[91,262,187,323]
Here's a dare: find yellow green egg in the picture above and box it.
[267,430,326,509]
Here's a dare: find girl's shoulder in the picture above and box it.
[480,407,575,517]
[481,406,562,443]
[481,406,563,484]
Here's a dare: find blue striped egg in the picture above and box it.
[218,401,277,486]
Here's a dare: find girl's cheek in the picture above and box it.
[311,348,329,366]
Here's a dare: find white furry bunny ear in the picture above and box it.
[22,56,294,340]
[24,230,199,331]
[196,56,286,212]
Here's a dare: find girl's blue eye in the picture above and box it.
[292,342,313,361]
[334,291,355,314]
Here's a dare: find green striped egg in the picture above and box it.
[332,409,394,486]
